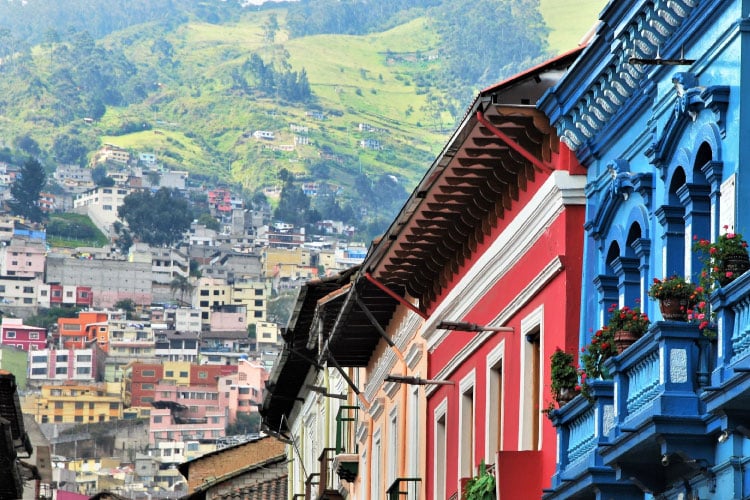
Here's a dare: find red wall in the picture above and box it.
[425,179,585,499]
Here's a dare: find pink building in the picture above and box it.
[0,237,46,278]
[217,358,268,424]
[0,318,47,351]
[148,406,226,446]
[152,382,221,419]
[209,305,246,331]
[28,346,104,385]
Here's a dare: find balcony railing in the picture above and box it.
[386,477,421,500]
[546,321,713,498]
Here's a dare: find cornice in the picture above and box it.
[425,256,564,397]
[421,171,585,351]
[540,0,701,152]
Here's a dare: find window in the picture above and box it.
[199,301,209,307]
[55,367,67,375]
[153,416,162,423]
[254,300,263,307]
[29,332,39,340]
[76,367,91,375]
[387,408,398,488]
[179,371,188,377]
[238,387,250,394]
[434,399,448,500]
[55,402,64,409]
[371,429,382,500]
[76,355,91,362]
[254,311,262,318]
[74,416,84,423]
[110,403,119,410]
[142,369,156,377]
[75,402,84,409]
[409,386,420,476]
[255,288,263,295]
[54,415,63,422]
[5,331,15,338]
[31,367,46,375]
[23,286,33,293]
[200,290,209,296]
[487,341,505,461]
[23,298,32,304]
[459,372,476,479]
[142,383,154,390]
[0,286,4,293]
[198,371,208,379]
[165,371,174,377]
[520,309,543,451]
[40,290,48,296]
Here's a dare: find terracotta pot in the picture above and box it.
[719,253,750,286]
[659,297,689,321]
[556,387,578,407]
[614,330,640,354]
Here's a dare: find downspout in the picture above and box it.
[475,111,554,173]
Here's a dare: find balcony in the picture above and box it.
[545,321,714,498]
[386,478,421,499]
[313,448,345,499]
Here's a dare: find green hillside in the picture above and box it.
[0,0,606,230]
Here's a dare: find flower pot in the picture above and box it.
[614,330,640,353]
[659,297,689,321]
[556,387,578,407]
[719,253,750,286]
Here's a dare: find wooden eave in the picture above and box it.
[365,103,554,310]
[260,270,357,433]
[320,49,584,369]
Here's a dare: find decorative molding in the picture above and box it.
[422,171,585,351]
[368,397,386,420]
[405,342,424,371]
[541,0,700,151]
[425,256,563,397]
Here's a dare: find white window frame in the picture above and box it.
[433,398,448,500]
[518,305,544,450]
[485,339,506,463]
[458,370,476,483]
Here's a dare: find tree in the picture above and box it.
[118,188,193,246]
[9,157,46,222]
[197,213,221,232]
[169,275,194,305]
[114,299,136,319]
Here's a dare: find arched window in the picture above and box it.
[657,168,687,277]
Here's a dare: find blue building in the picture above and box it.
[539,0,750,498]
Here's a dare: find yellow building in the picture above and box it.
[194,276,272,327]
[262,247,312,279]
[255,321,280,346]
[162,360,192,386]
[36,383,123,424]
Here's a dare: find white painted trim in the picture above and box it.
[422,170,585,351]
[484,339,505,463]
[518,305,544,451]
[425,256,563,397]
[433,397,448,500]
[405,342,424,370]
[458,369,476,483]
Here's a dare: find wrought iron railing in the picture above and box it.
[335,405,359,454]
[386,477,421,500]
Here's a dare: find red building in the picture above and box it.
[189,363,237,386]
[0,318,47,351]
[125,362,164,407]
[421,49,586,499]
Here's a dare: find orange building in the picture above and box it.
[58,312,110,352]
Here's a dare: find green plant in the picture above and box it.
[606,303,650,336]
[647,275,698,301]
[694,229,750,286]
[550,348,579,404]
[578,326,618,401]
[463,460,496,500]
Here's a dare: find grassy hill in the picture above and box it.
[0,1,606,228]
